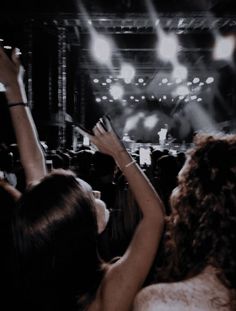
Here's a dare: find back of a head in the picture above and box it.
[169,133,236,288]
[13,170,102,310]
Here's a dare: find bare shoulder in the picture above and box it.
[133,266,232,311]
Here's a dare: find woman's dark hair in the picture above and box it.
[13,169,104,311]
[153,134,236,292]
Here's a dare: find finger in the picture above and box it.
[77,126,93,140]
[96,121,106,134]
[93,126,102,136]
[99,118,108,131]
[11,48,21,67]
[103,115,112,132]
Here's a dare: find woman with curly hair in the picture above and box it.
[133,133,236,310]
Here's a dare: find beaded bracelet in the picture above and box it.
[8,102,28,108]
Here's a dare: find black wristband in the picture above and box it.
[8,102,28,108]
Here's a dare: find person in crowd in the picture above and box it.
[133,133,236,310]
[0,46,164,311]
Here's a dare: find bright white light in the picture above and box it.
[130,96,134,99]
[157,32,179,62]
[159,98,162,102]
[213,35,235,61]
[138,78,144,83]
[151,95,155,99]
[109,84,124,100]
[175,85,190,96]
[0,83,6,92]
[90,34,113,65]
[172,65,188,80]
[106,78,112,83]
[185,98,189,102]
[96,98,101,102]
[179,95,184,100]
[197,98,203,102]
[135,99,140,102]
[206,77,214,84]
[199,82,204,86]
[120,63,136,84]
[93,79,99,83]
[4,45,12,49]
[102,96,107,100]
[193,77,200,84]
[162,78,168,84]
[163,95,167,100]
[144,115,159,129]
[187,82,192,86]
[141,96,146,100]
[191,95,197,100]
[102,83,107,86]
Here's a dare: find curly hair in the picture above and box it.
[152,133,236,292]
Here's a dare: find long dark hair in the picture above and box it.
[13,169,104,311]
[152,134,236,292]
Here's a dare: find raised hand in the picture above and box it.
[78,116,125,158]
[0,47,23,87]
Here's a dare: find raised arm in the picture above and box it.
[0,47,46,186]
[78,117,165,311]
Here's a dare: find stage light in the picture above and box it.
[106,78,112,83]
[179,95,184,100]
[93,79,99,83]
[96,98,101,103]
[109,84,124,100]
[102,83,107,86]
[187,82,192,86]
[102,96,107,100]
[175,85,189,96]
[130,96,134,99]
[163,95,167,100]
[138,78,144,83]
[191,95,197,100]
[141,96,146,100]
[162,78,168,84]
[144,115,158,129]
[199,82,204,86]
[120,63,136,84]
[157,32,179,62]
[197,98,203,102]
[213,35,235,61]
[90,34,113,65]
[206,77,214,84]
[193,77,200,84]
[151,95,155,99]
[172,65,188,81]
